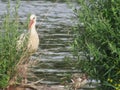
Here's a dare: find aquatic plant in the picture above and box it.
[71,0,120,90]
[0,0,29,88]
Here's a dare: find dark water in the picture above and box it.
[0,0,98,89]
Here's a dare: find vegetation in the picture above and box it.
[0,0,28,88]
[71,0,120,90]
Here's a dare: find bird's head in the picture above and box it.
[29,14,36,30]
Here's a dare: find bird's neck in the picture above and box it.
[30,25,37,34]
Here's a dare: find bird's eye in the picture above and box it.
[33,17,35,19]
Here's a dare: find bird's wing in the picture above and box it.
[17,32,29,50]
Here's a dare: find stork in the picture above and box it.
[16,14,39,84]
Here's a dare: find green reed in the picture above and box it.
[70,0,120,90]
[0,0,28,88]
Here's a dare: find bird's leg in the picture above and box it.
[24,66,28,84]
[24,64,28,84]
[24,77,27,84]
[21,77,27,84]
[74,88,77,90]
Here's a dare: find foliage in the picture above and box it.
[71,0,120,90]
[0,0,28,88]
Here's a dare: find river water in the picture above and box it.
[0,0,97,90]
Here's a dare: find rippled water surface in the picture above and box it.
[0,0,98,89]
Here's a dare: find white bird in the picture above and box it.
[15,14,39,84]
[27,14,39,52]
[17,14,39,54]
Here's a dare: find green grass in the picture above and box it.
[0,0,29,88]
[70,0,120,90]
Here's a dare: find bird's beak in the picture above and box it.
[28,19,34,30]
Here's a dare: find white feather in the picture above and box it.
[17,14,39,53]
